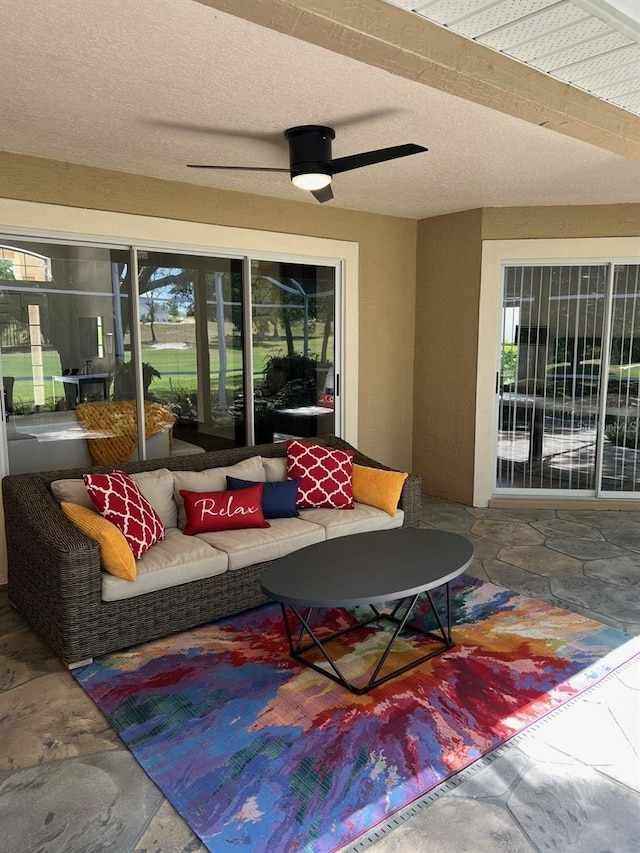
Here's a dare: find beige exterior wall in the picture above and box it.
[482,205,640,240]
[476,208,640,507]
[414,209,483,504]
[415,204,640,507]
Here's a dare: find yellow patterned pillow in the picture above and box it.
[352,465,409,516]
[61,502,136,582]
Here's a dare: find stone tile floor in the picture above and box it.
[1,496,639,852]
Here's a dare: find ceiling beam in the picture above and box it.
[195,0,640,163]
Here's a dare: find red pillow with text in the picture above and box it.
[180,483,270,535]
[83,470,164,559]
[286,440,354,509]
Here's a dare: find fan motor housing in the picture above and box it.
[285,125,335,178]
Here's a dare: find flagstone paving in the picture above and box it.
[470,519,545,546]
[530,518,606,540]
[545,537,630,560]
[586,555,640,587]
[1,495,639,853]
[495,544,584,578]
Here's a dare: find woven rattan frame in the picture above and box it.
[3,437,422,664]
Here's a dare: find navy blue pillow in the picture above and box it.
[226,476,300,519]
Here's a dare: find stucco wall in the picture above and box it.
[0,151,418,472]
[414,209,483,504]
[415,203,640,507]
[482,205,640,240]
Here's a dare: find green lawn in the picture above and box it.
[4,332,332,413]
[609,365,640,379]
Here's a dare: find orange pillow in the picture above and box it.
[352,465,408,516]
[61,502,136,582]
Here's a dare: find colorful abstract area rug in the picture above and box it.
[73,577,638,852]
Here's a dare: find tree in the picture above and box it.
[249,276,281,341]
[0,259,16,280]
[167,277,196,317]
[167,296,182,322]
[123,266,197,344]
[140,290,161,342]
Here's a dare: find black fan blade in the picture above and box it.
[186,164,289,172]
[331,143,427,175]
[311,185,334,203]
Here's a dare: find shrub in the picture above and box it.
[605,417,640,449]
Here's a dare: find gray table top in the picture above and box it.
[260,528,474,607]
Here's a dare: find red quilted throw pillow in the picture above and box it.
[84,470,164,559]
[180,483,270,535]
[286,440,354,509]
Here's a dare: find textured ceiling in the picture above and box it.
[1,0,639,219]
[385,0,640,116]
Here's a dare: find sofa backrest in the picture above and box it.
[27,436,349,491]
[3,435,423,530]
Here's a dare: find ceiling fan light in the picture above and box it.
[291,172,332,191]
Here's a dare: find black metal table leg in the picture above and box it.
[279,584,456,694]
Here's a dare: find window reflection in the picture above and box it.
[134,251,243,453]
[0,240,339,473]
[1,242,131,472]
[247,260,335,444]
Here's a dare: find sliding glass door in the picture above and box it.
[0,241,132,473]
[135,252,340,451]
[0,236,342,474]
[135,250,244,452]
[599,264,640,495]
[496,262,640,498]
[247,259,336,445]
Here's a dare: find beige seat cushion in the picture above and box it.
[298,503,404,539]
[101,528,228,601]
[194,517,325,571]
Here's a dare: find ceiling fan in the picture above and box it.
[187,125,428,203]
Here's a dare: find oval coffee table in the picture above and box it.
[261,528,473,694]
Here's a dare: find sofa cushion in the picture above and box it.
[61,501,137,581]
[226,476,300,519]
[84,470,164,559]
[51,468,177,529]
[352,465,408,516]
[101,528,228,601]
[298,502,405,539]
[51,478,94,509]
[195,517,326,571]
[286,440,354,509]
[131,469,178,529]
[262,456,287,482]
[173,456,265,527]
[180,484,270,535]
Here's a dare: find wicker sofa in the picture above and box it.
[3,437,421,666]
